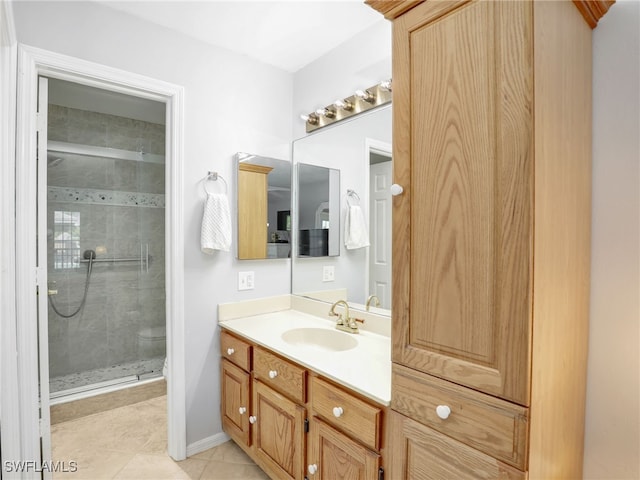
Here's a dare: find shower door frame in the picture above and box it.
[15,44,186,467]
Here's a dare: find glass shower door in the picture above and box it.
[46,84,166,399]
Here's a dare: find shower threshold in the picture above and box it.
[50,356,165,405]
[50,373,164,406]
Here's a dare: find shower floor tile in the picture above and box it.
[50,356,165,394]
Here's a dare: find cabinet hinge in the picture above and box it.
[378,467,384,480]
[304,418,309,433]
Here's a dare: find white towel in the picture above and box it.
[201,193,232,254]
[344,205,370,250]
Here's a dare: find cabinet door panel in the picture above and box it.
[388,411,525,480]
[393,0,533,405]
[221,359,251,446]
[308,417,380,480]
[253,380,305,480]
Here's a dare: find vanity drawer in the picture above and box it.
[253,347,306,404]
[392,364,529,470]
[221,330,252,371]
[311,376,382,452]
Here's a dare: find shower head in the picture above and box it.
[83,249,96,260]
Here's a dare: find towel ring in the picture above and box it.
[346,189,360,207]
[203,171,228,195]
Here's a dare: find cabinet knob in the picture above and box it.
[308,464,318,475]
[268,370,278,379]
[238,407,247,415]
[332,407,344,418]
[436,405,451,420]
[390,184,404,196]
[249,415,257,424]
[226,347,235,355]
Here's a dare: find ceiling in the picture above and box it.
[95,1,384,73]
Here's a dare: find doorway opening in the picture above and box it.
[45,78,168,403]
[14,46,185,467]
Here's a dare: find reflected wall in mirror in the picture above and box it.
[291,105,392,315]
[236,152,291,260]
[296,164,340,257]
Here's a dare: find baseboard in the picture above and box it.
[186,432,230,457]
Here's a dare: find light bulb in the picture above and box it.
[355,89,375,103]
[300,113,318,125]
[316,108,336,119]
[334,99,353,111]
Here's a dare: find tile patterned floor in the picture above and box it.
[51,395,269,480]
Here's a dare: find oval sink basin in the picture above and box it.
[281,327,358,352]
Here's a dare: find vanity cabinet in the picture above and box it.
[220,331,253,447]
[219,329,385,480]
[364,0,608,477]
[252,379,306,480]
[307,376,382,480]
[307,418,380,480]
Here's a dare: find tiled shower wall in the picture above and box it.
[47,104,166,380]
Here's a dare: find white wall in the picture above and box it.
[12,1,293,446]
[292,19,391,140]
[584,1,640,478]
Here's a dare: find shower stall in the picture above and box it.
[45,79,167,401]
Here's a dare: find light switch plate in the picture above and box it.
[238,271,255,290]
[322,266,335,282]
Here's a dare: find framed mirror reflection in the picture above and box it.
[291,105,392,315]
[235,152,291,260]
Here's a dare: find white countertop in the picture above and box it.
[219,310,391,406]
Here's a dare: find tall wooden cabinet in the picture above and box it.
[238,163,272,259]
[365,0,612,478]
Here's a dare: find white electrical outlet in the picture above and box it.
[322,266,335,282]
[238,271,255,291]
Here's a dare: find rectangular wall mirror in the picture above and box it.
[236,152,291,260]
[296,163,340,257]
[291,105,392,314]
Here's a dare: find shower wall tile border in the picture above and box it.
[48,186,165,209]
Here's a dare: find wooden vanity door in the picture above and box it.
[221,359,251,446]
[388,411,525,480]
[252,380,305,480]
[307,417,380,480]
[392,0,533,405]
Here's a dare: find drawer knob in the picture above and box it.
[436,405,451,420]
[390,184,404,196]
[238,407,247,415]
[268,370,278,379]
[249,415,257,424]
[332,407,344,418]
[226,347,235,355]
[308,464,318,475]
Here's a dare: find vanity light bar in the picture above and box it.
[302,80,392,133]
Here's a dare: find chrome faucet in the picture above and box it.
[328,300,359,334]
[365,295,380,311]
